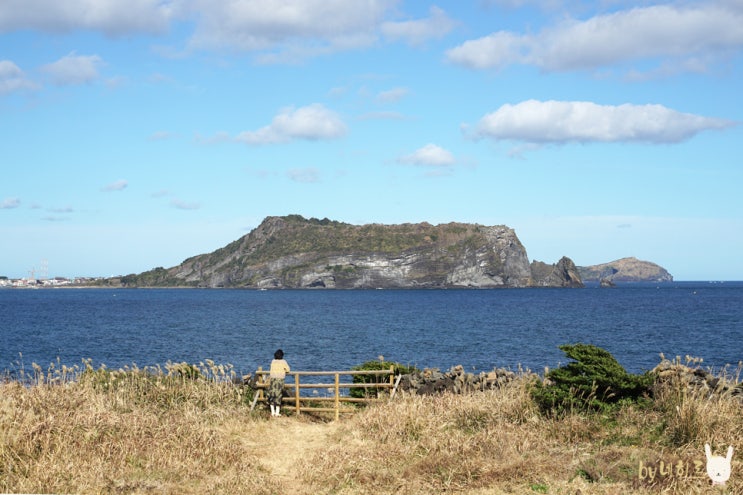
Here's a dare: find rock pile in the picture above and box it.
[650,358,743,401]
[395,360,743,401]
[398,365,532,395]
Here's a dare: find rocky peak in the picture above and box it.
[578,257,673,283]
[122,215,584,289]
[530,256,585,288]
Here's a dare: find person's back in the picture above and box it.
[270,358,290,379]
[267,349,290,417]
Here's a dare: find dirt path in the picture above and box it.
[246,416,342,494]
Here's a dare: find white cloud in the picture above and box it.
[237,104,347,145]
[0,1,450,64]
[446,31,529,70]
[398,143,456,166]
[186,0,393,61]
[0,0,174,35]
[376,87,410,104]
[446,3,743,74]
[42,53,103,86]
[470,100,736,144]
[381,6,456,45]
[101,179,128,192]
[0,60,39,94]
[1,197,21,209]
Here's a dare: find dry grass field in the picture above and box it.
[1,360,741,494]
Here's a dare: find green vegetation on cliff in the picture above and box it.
[113,216,669,289]
[119,214,537,288]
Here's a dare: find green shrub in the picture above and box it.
[531,343,652,415]
[350,360,418,399]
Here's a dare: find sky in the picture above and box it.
[1,1,742,281]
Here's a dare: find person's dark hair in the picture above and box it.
[274,349,284,360]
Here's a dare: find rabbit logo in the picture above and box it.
[705,444,734,486]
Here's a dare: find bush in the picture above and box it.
[350,360,418,399]
[531,343,652,415]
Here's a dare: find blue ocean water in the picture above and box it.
[2,282,742,378]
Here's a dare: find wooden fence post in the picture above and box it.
[294,373,301,415]
[249,366,263,412]
[333,373,339,421]
[252,368,396,418]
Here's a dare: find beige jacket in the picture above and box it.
[269,359,290,379]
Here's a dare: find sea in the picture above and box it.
[2,282,742,380]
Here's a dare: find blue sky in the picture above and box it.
[1,1,742,281]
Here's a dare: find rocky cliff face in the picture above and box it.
[530,257,584,288]
[578,257,673,283]
[123,215,583,289]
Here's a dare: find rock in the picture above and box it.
[121,215,584,289]
[650,358,742,401]
[579,257,673,283]
[395,359,742,404]
[398,365,529,396]
[530,256,584,288]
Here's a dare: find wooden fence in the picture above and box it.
[251,366,401,420]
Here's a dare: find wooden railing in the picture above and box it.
[251,366,400,420]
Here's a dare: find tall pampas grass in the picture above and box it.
[1,359,741,494]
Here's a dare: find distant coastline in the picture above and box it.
[5,279,742,290]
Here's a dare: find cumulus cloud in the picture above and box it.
[42,52,103,86]
[470,100,736,144]
[381,6,456,45]
[1,197,21,209]
[398,144,456,166]
[0,0,174,36]
[0,1,454,63]
[186,0,392,61]
[236,104,347,145]
[446,32,528,70]
[446,3,743,74]
[101,179,128,192]
[0,60,39,94]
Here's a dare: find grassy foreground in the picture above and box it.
[1,360,741,494]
